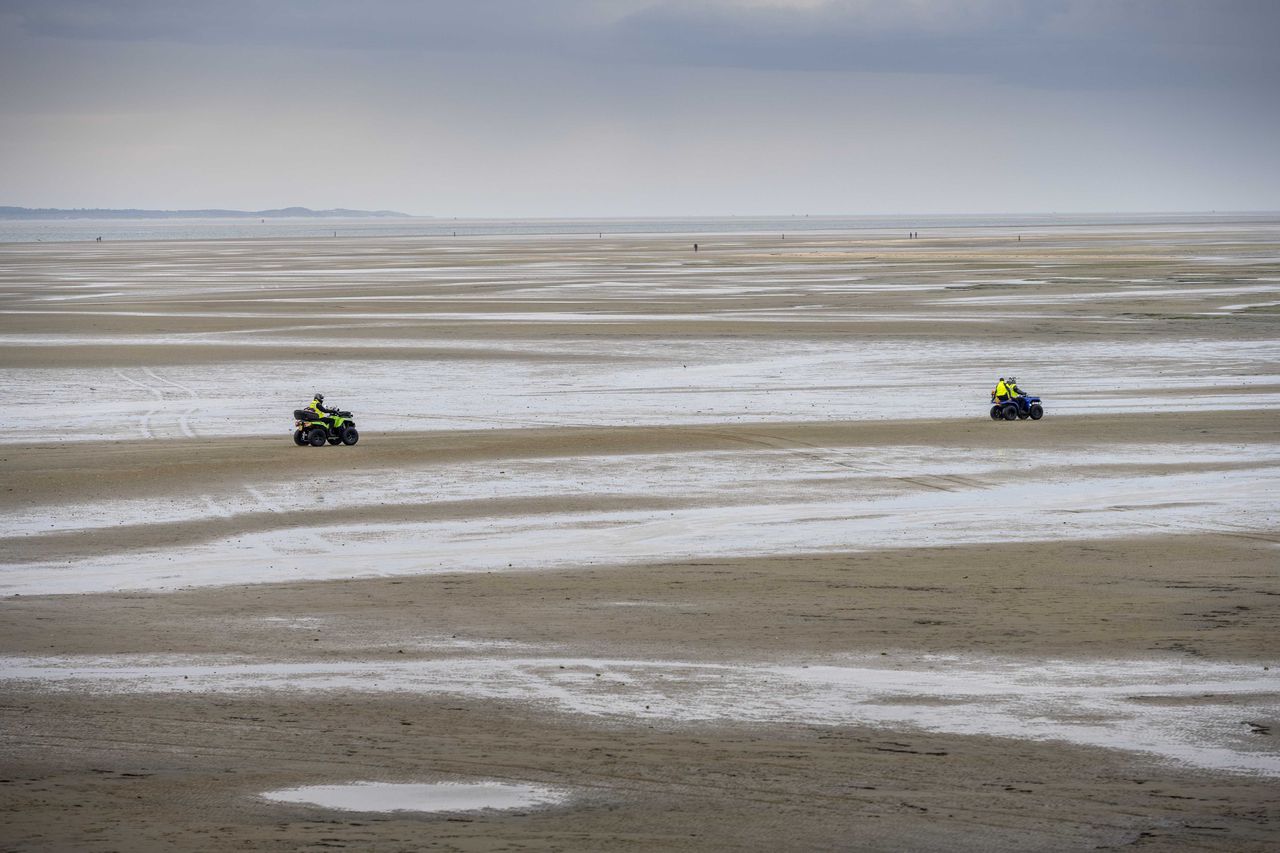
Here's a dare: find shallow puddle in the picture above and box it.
[260,780,567,813]
[7,460,1275,596]
[7,653,1278,776]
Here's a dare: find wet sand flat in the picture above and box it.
[2,221,1279,850]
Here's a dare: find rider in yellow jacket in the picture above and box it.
[992,378,1010,401]
[307,393,339,420]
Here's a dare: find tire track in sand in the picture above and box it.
[143,367,199,438]
[113,368,162,439]
[691,427,972,494]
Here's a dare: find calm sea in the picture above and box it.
[0,212,1276,244]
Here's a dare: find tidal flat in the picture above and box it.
[2,219,1278,850]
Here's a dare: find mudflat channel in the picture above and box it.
[2,222,1278,850]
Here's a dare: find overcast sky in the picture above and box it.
[1,0,1276,216]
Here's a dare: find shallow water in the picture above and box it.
[5,337,1278,443]
[259,780,568,813]
[5,652,1277,776]
[8,442,1270,537]
[4,460,1274,596]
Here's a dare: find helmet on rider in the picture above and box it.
[314,393,324,403]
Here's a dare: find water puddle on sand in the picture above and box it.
[260,781,568,813]
[7,653,1278,776]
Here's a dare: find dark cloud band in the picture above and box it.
[8,0,1277,90]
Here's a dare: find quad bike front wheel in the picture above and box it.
[342,427,359,446]
[292,429,305,446]
[1029,404,1044,420]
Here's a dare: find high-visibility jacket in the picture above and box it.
[1007,383,1022,399]
[309,398,336,417]
[994,380,1009,400]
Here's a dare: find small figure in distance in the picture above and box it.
[694,243,698,252]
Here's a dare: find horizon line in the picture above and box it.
[5,207,1280,220]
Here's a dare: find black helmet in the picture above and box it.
[314,393,324,402]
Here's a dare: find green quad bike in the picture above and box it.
[293,408,359,447]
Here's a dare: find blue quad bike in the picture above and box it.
[292,408,359,446]
[990,395,1044,421]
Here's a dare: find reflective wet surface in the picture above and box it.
[6,652,1278,776]
[260,780,568,813]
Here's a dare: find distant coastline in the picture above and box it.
[0,206,412,220]
[3,211,1277,246]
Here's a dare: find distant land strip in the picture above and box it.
[0,206,412,219]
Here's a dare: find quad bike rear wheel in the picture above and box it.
[1002,404,1019,421]
[989,405,1003,421]
[293,429,305,446]
[307,429,327,447]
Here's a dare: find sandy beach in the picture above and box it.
[2,220,1278,850]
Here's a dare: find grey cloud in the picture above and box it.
[3,0,1276,215]
[605,0,1280,89]
[6,0,586,52]
[8,0,1278,90]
